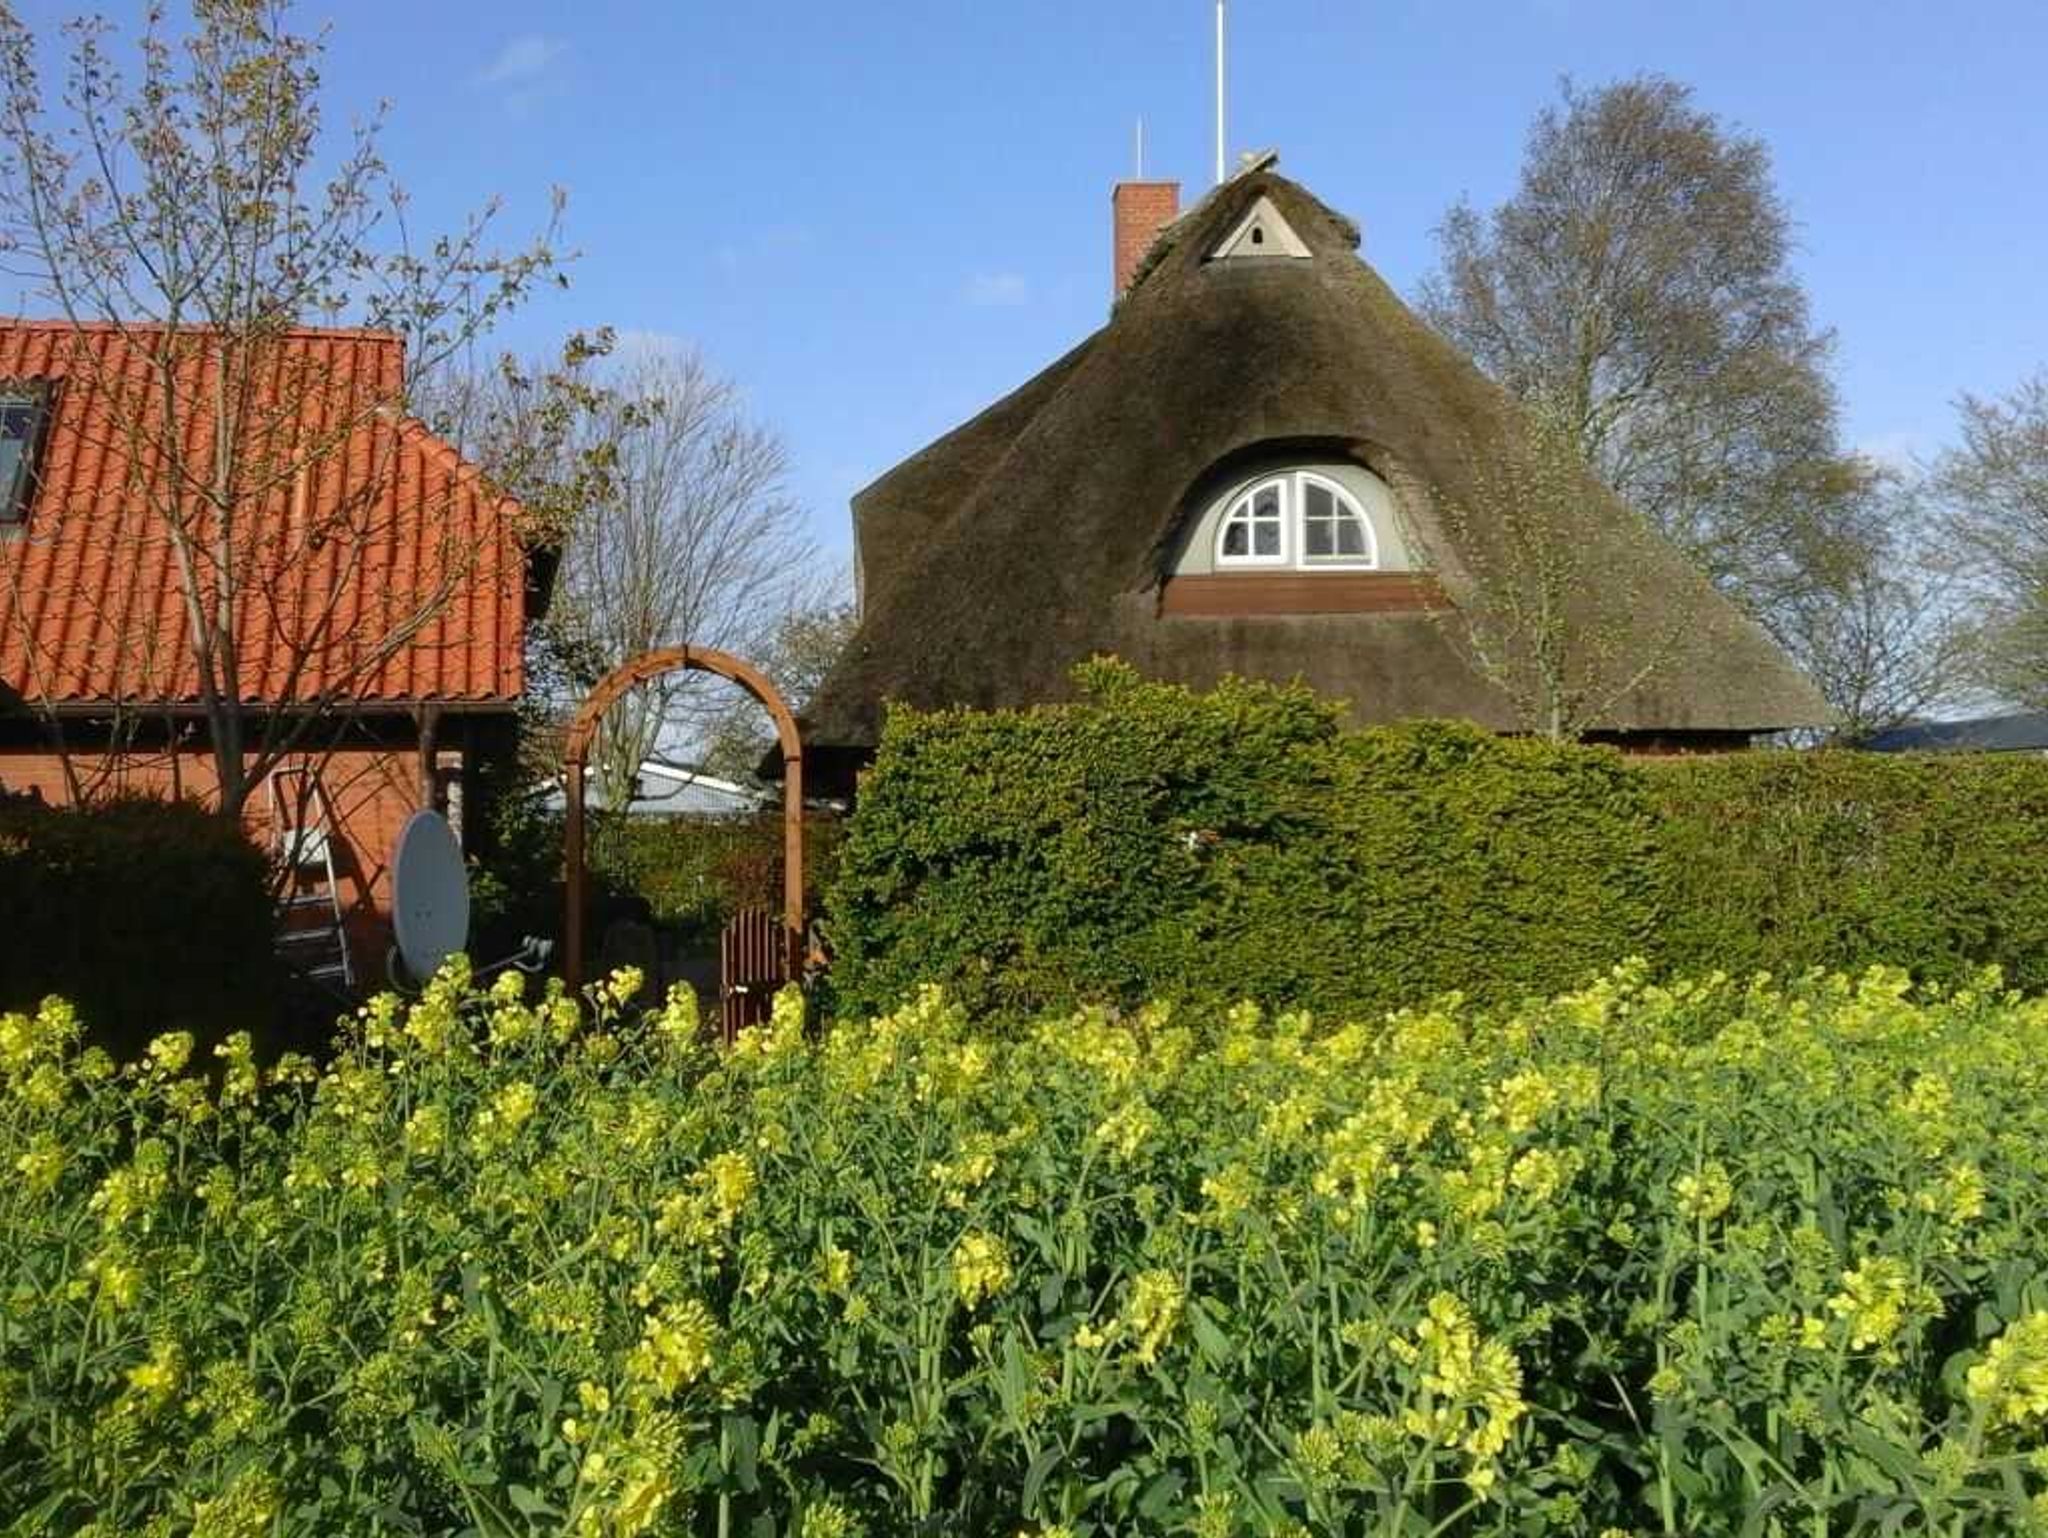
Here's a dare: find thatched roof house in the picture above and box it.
[801,158,1828,788]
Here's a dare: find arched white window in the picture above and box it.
[1216,477,1287,565]
[1298,472,1377,567]
[1212,470,1379,571]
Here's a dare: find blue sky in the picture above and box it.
[17,1,2048,563]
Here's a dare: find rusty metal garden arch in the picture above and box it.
[561,646,804,994]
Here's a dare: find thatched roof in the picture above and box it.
[805,164,1830,762]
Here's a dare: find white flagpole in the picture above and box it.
[1215,0,1227,184]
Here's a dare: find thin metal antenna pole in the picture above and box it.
[1135,117,1145,180]
[1215,0,1226,184]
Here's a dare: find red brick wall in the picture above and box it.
[0,744,425,969]
[1113,181,1180,297]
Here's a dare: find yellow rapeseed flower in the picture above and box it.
[653,983,701,1055]
[1915,1162,1987,1226]
[1828,1255,1921,1351]
[700,1151,756,1225]
[627,1299,718,1397]
[405,1103,448,1158]
[1966,1312,2048,1431]
[124,1339,182,1406]
[471,1080,539,1152]
[928,1142,997,1207]
[89,1143,169,1232]
[15,1138,63,1195]
[798,1501,860,1538]
[820,1244,854,1293]
[1400,1293,1528,1490]
[1200,1162,1257,1222]
[1123,1269,1185,1365]
[1091,1098,1159,1162]
[1673,1162,1734,1224]
[953,1231,1011,1308]
[144,1031,193,1077]
[610,1461,675,1536]
[187,1471,283,1538]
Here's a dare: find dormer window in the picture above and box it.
[0,382,52,527]
[1214,471,1378,570]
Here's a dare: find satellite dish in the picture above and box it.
[391,810,470,981]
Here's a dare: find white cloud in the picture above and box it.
[478,34,565,88]
[963,271,1030,308]
[611,328,688,365]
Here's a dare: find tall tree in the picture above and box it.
[1420,75,1869,627]
[1936,371,2048,708]
[1771,476,1971,741]
[439,341,828,807]
[0,0,563,815]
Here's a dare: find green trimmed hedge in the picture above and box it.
[824,662,2048,1019]
[824,661,1659,1019]
[1648,750,2048,993]
[0,793,277,1056]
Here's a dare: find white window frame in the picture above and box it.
[1212,469,1380,572]
[1295,470,1379,570]
[1214,476,1291,568]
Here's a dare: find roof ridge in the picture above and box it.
[0,316,405,344]
[381,405,529,526]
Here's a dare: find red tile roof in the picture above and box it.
[0,320,526,707]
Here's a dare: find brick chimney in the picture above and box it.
[1113,180,1180,298]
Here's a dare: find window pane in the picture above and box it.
[1337,518,1366,556]
[1304,518,1332,556]
[1253,522,1280,556]
[1221,519,1248,557]
[1304,482,1333,520]
[0,399,36,523]
[0,438,20,520]
[1254,485,1280,521]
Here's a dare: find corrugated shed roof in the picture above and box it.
[1864,712,2048,753]
[0,320,525,707]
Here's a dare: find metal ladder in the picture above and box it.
[268,765,354,989]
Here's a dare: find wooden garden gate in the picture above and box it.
[719,907,792,1041]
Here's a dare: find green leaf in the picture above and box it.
[722,1412,761,1492]
[506,1485,556,1518]
[1187,1296,1234,1366]
[1022,1445,1064,1515]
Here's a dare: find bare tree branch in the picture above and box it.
[1936,371,2048,709]
[427,337,830,807]
[1413,401,1698,742]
